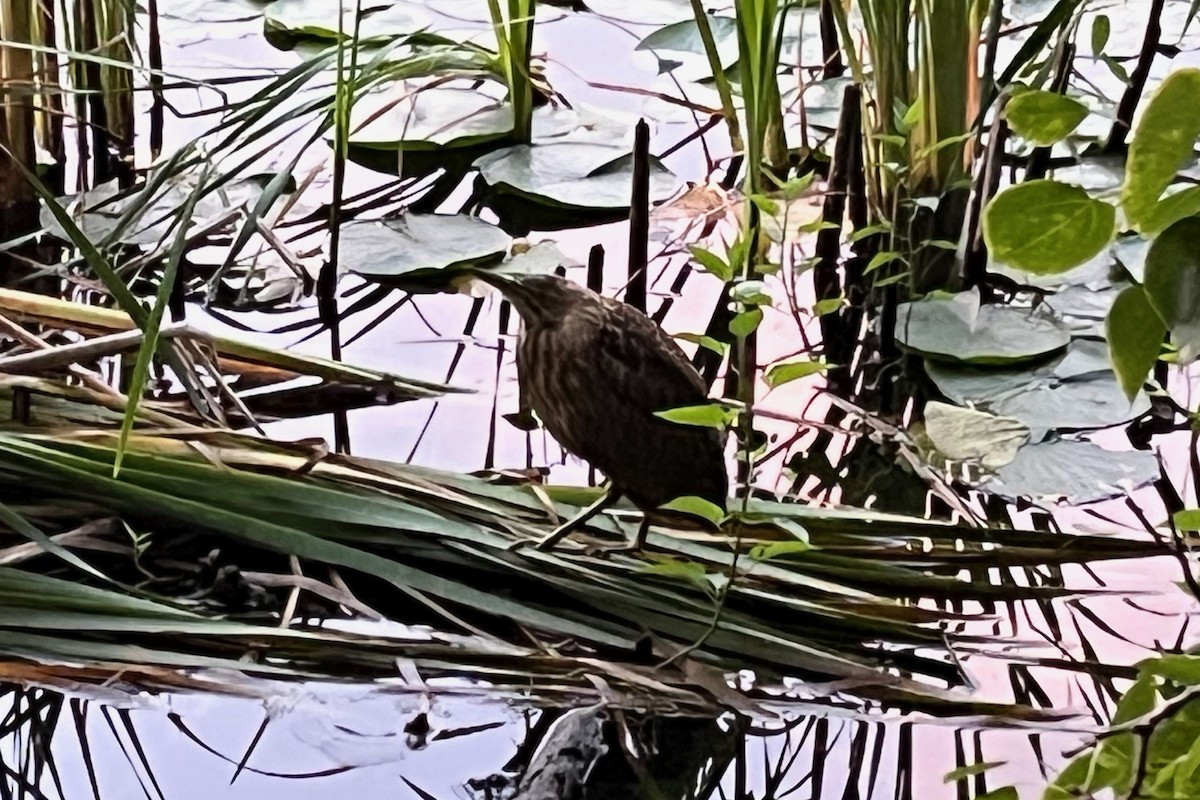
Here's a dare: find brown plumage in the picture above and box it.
[478,273,728,550]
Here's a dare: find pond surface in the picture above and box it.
[5,0,1200,798]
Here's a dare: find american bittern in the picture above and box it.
[477,272,728,551]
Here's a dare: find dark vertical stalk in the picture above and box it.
[147,0,164,159]
[75,0,113,185]
[625,119,650,312]
[35,0,65,194]
[819,0,844,78]
[814,85,860,390]
[586,243,604,294]
[964,111,1008,294]
[1103,0,1165,154]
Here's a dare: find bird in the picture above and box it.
[474,272,728,551]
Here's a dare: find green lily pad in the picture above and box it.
[341,214,510,288]
[896,290,1071,365]
[264,0,431,40]
[988,440,1158,504]
[584,0,731,25]
[473,141,680,211]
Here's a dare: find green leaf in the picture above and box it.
[1003,90,1089,146]
[749,540,812,561]
[117,163,213,477]
[849,223,891,242]
[749,193,779,216]
[675,332,727,355]
[976,789,1017,800]
[1102,53,1130,84]
[943,761,1007,783]
[1122,68,1200,233]
[1106,286,1166,399]
[866,250,905,273]
[1143,216,1200,362]
[764,359,830,388]
[1174,510,1200,531]
[813,298,844,316]
[659,495,726,527]
[983,180,1116,275]
[1091,14,1110,54]
[654,403,737,429]
[690,246,734,282]
[729,308,763,337]
[637,559,711,594]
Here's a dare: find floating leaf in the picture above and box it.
[1003,90,1088,146]
[342,214,510,288]
[983,180,1116,275]
[923,402,1029,471]
[1106,286,1165,399]
[988,440,1158,504]
[473,142,679,211]
[896,292,1071,365]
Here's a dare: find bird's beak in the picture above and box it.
[469,270,535,315]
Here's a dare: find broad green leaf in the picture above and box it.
[1123,68,1200,233]
[660,496,726,527]
[976,789,1017,800]
[690,246,733,282]
[1139,653,1200,685]
[1003,90,1088,146]
[1106,286,1165,399]
[654,403,736,429]
[729,308,763,337]
[1142,216,1200,361]
[983,180,1116,275]
[764,359,830,388]
[866,250,905,273]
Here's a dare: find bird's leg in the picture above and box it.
[532,488,622,551]
[585,515,652,557]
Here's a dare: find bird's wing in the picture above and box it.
[587,299,711,412]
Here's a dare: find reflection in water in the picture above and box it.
[4,680,1090,799]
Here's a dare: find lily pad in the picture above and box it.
[263,0,431,40]
[473,142,680,211]
[925,340,1151,441]
[583,0,732,25]
[895,290,1071,365]
[349,81,513,152]
[41,174,281,248]
[342,214,510,289]
[922,402,1029,471]
[988,440,1159,504]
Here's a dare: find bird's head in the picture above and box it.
[474,272,592,327]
